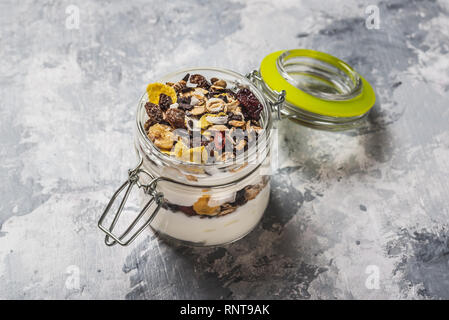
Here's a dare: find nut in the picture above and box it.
[189,105,206,116]
[193,195,221,216]
[219,203,237,216]
[235,139,246,151]
[224,100,240,113]
[206,114,228,125]
[228,120,246,127]
[208,125,229,131]
[244,185,261,201]
[148,123,175,150]
[206,98,225,113]
[213,79,227,88]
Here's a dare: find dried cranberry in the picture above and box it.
[166,108,186,129]
[144,102,163,126]
[158,93,173,111]
[236,88,263,120]
[177,205,197,216]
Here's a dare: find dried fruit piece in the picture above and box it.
[166,108,186,129]
[148,123,175,150]
[147,83,177,104]
[190,74,209,88]
[144,102,163,126]
[158,93,173,111]
[193,195,221,216]
[236,88,263,120]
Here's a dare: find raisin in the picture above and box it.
[166,108,186,129]
[177,96,191,105]
[233,189,248,206]
[236,88,263,120]
[181,87,194,94]
[229,113,243,121]
[144,119,153,132]
[158,93,173,111]
[190,74,210,89]
[178,103,193,111]
[144,102,163,126]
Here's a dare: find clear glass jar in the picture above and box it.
[98,49,375,247]
[100,68,277,246]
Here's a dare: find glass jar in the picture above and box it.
[98,49,375,247]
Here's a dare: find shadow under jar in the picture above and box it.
[98,49,376,247]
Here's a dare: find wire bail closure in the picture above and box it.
[98,156,164,247]
[246,70,286,120]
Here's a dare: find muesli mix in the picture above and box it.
[144,73,264,164]
[144,74,269,218]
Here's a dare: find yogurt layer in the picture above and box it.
[150,183,270,245]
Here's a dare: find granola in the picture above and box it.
[144,74,264,164]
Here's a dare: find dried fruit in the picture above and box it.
[190,74,209,88]
[148,123,175,150]
[158,93,173,111]
[166,108,186,129]
[236,88,263,120]
[144,102,163,126]
[193,195,220,216]
[147,83,177,104]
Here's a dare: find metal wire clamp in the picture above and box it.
[245,70,286,120]
[98,157,164,247]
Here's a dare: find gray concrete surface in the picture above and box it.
[1,0,449,299]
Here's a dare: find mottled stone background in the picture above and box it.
[1,0,449,299]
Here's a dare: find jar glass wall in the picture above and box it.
[134,68,273,246]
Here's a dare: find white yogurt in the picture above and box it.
[150,183,270,245]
